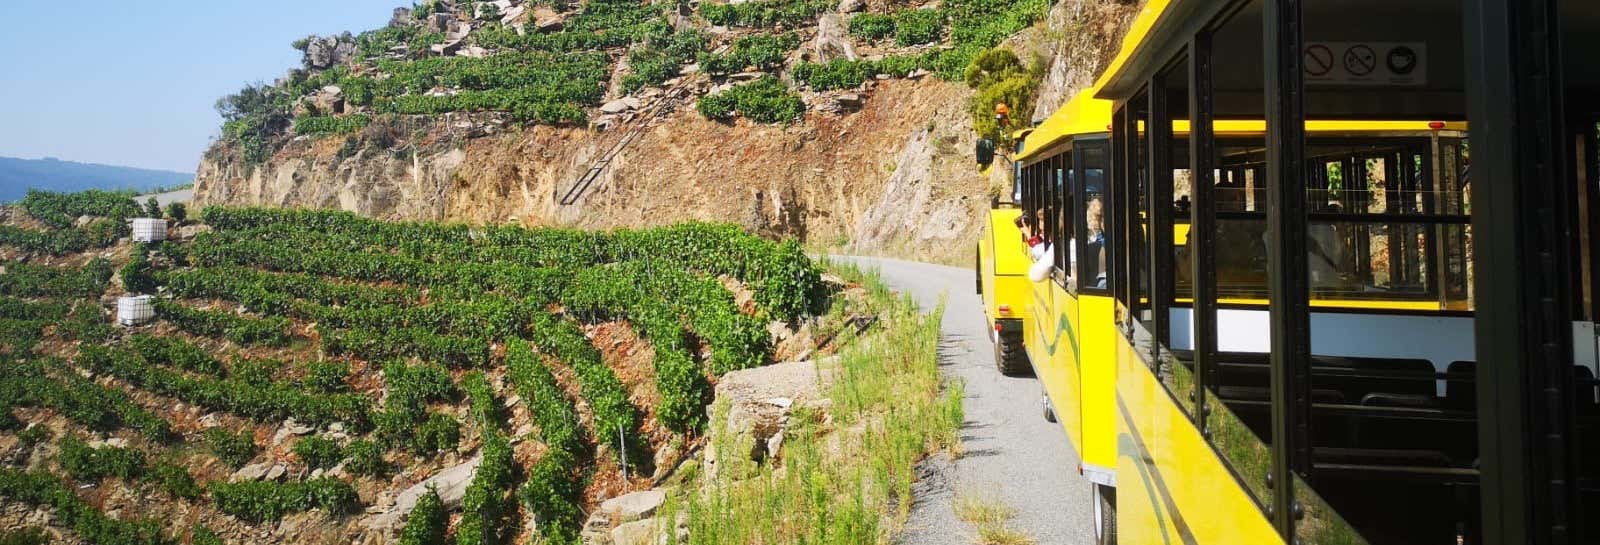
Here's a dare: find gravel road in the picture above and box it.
[831,256,1094,545]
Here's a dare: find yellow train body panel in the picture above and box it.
[1029,279,1081,450]
[979,207,1032,327]
[1115,336,1282,545]
[1076,294,1118,478]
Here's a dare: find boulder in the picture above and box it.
[363,454,483,534]
[389,7,415,27]
[304,36,358,70]
[600,99,635,114]
[581,512,614,545]
[427,12,454,33]
[535,11,566,32]
[838,0,865,12]
[835,93,863,109]
[730,71,765,81]
[264,463,287,481]
[501,4,528,27]
[706,359,830,478]
[599,489,666,523]
[611,519,661,545]
[459,45,491,58]
[231,461,273,482]
[812,14,859,63]
[430,39,465,56]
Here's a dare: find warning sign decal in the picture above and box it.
[1305,42,1426,86]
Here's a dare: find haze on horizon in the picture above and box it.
[0,1,407,174]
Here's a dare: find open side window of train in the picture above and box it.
[1078,139,1110,294]
[1056,149,1076,290]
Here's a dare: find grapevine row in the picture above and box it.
[76,345,371,430]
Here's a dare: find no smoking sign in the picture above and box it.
[1304,42,1426,86]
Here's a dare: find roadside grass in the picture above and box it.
[671,260,964,545]
[955,490,1036,545]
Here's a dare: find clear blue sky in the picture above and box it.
[0,1,407,174]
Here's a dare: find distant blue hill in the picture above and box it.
[0,156,192,203]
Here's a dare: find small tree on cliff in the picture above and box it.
[965,47,1043,144]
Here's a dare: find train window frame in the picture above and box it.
[1078,137,1112,295]
[1056,149,1077,290]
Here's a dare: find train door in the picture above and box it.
[1049,148,1085,452]
[1073,136,1121,499]
[1573,113,1600,543]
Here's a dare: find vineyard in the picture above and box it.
[0,190,957,545]
[213,0,1050,164]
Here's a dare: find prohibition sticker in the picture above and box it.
[1305,41,1426,86]
[1304,44,1334,77]
[1343,45,1377,77]
[1387,46,1418,75]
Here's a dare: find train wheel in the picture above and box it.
[1042,387,1057,423]
[1093,484,1117,545]
[994,335,1027,375]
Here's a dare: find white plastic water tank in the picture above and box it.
[117,295,154,326]
[131,218,167,243]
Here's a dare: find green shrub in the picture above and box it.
[191,527,224,545]
[385,361,458,404]
[0,528,48,545]
[520,447,582,543]
[343,440,387,477]
[209,478,359,522]
[151,460,203,499]
[144,197,162,219]
[456,432,513,545]
[121,244,157,294]
[894,9,945,46]
[702,0,830,27]
[15,426,49,448]
[0,225,91,256]
[80,345,370,430]
[204,428,257,468]
[412,412,461,454]
[398,487,448,545]
[1,360,171,441]
[129,333,223,375]
[0,469,167,545]
[698,33,800,74]
[166,202,188,222]
[848,13,895,41]
[19,189,140,228]
[621,30,707,94]
[0,259,113,298]
[293,436,343,469]
[696,77,805,123]
[152,298,291,346]
[964,47,1039,141]
[303,361,350,392]
[505,340,582,453]
[58,436,146,482]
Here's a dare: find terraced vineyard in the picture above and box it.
[0,190,845,544]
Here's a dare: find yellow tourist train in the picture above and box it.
[976,0,1600,543]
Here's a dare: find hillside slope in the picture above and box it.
[194,0,1138,264]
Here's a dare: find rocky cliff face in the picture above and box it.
[194,0,1141,265]
[197,78,987,264]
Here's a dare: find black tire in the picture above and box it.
[1094,484,1118,545]
[994,333,1028,375]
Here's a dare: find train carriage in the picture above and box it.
[981,0,1600,543]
